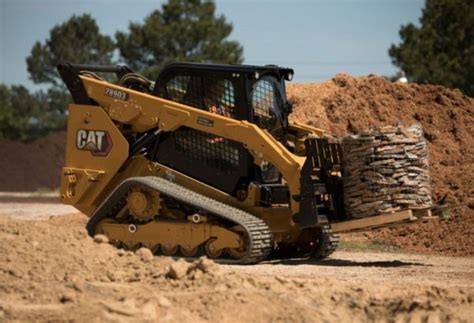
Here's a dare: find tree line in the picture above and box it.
[1,0,472,142]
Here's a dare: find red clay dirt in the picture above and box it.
[0,132,65,191]
[0,74,472,256]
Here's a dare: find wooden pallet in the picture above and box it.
[330,205,450,234]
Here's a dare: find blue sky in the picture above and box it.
[0,0,424,90]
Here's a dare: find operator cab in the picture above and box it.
[153,63,293,141]
[151,62,294,197]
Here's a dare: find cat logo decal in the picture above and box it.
[76,129,112,156]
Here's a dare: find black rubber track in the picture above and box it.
[312,225,340,259]
[86,176,273,264]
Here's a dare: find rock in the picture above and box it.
[8,268,23,278]
[93,234,109,244]
[102,299,138,316]
[108,270,127,282]
[59,292,75,303]
[142,301,158,320]
[194,256,220,274]
[136,247,154,262]
[166,259,190,280]
[71,280,85,292]
[157,296,172,308]
[275,276,288,284]
[369,158,395,166]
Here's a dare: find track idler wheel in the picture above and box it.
[204,238,223,259]
[226,225,247,260]
[227,247,246,260]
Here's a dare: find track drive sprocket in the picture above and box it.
[127,187,161,222]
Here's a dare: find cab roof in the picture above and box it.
[157,62,294,81]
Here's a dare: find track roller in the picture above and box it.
[161,244,178,256]
[180,245,200,257]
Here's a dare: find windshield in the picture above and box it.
[251,76,286,140]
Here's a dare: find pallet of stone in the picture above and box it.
[341,124,433,219]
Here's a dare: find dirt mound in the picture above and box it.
[288,74,474,256]
[0,132,65,191]
[1,214,472,322]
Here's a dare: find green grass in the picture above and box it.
[338,239,401,252]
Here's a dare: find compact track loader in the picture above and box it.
[58,62,441,264]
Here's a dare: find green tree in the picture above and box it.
[0,85,65,142]
[116,0,243,79]
[389,0,474,96]
[15,14,114,141]
[26,14,115,88]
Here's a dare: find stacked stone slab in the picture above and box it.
[341,125,432,218]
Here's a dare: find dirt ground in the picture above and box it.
[0,202,473,322]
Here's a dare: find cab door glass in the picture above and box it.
[251,77,284,183]
[251,77,284,137]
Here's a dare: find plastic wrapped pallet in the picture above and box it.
[341,125,432,218]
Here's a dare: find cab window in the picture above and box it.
[251,77,284,136]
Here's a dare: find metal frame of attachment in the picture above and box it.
[330,205,449,233]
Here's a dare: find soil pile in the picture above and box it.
[0,132,65,191]
[288,74,473,256]
[1,214,472,322]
